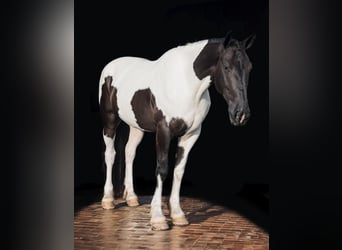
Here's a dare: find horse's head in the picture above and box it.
[194,31,256,126]
[214,32,255,126]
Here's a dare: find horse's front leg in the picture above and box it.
[150,120,171,230]
[170,126,201,226]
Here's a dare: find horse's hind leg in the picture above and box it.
[101,132,117,209]
[100,76,121,209]
[123,126,144,206]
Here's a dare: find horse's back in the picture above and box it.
[101,56,153,82]
[99,56,157,130]
[99,56,154,100]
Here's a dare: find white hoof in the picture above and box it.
[101,200,115,209]
[126,197,139,207]
[150,220,169,231]
[172,215,189,226]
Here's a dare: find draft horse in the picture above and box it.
[98,31,255,230]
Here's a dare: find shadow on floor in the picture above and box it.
[187,204,226,224]
[75,181,269,232]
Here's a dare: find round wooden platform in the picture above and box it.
[74,196,269,249]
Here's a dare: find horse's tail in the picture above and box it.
[98,65,128,199]
[98,69,105,104]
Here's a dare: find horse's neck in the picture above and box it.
[162,40,212,102]
[187,40,212,102]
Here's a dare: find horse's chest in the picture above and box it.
[190,90,211,130]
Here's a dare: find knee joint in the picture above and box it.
[174,167,184,180]
[156,161,168,182]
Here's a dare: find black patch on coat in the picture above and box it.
[155,119,170,182]
[155,118,188,181]
[131,88,189,181]
[131,88,164,132]
[193,40,223,80]
[175,146,185,166]
[169,118,188,138]
[100,76,121,137]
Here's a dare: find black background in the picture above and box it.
[5,0,342,249]
[75,0,268,214]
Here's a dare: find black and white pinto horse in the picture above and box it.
[99,32,255,230]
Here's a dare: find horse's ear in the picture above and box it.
[223,30,232,47]
[242,34,256,49]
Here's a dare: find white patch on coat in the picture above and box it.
[98,40,212,132]
[124,126,144,200]
[102,133,115,201]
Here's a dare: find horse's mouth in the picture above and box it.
[229,113,249,126]
[239,114,246,123]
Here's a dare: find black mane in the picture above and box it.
[208,38,224,44]
[208,37,241,49]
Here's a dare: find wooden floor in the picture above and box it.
[74,196,269,249]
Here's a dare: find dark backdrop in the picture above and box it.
[75,0,268,220]
[7,0,342,249]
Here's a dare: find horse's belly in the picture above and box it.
[117,89,210,134]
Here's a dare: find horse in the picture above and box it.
[98,31,255,230]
